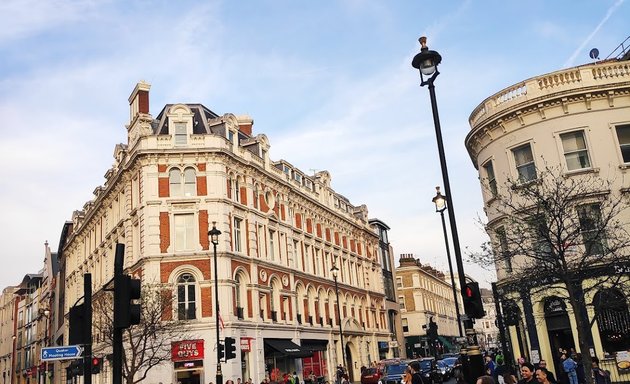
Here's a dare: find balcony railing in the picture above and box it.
[469,61,630,129]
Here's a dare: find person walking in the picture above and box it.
[410,361,429,384]
[537,360,556,383]
[518,363,537,384]
[535,368,552,384]
[591,358,611,384]
[561,354,578,384]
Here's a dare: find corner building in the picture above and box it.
[466,57,630,377]
[62,82,397,384]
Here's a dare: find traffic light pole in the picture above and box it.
[113,244,124,384]
[83,273,92,384]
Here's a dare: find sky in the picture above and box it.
[0,0,628,290]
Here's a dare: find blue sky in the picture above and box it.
[0,0,627,289]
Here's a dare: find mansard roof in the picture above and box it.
[153,103,221,135]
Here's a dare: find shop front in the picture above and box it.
[172,339,205,384]
[301,340,328,379]
[264,339,313,382]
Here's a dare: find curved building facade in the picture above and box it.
[465,58,630,378]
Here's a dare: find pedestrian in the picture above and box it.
[486,356,497,377]
[561,354,578,384]
[477,376,496,384]
[495,355,507,384]
[536,368,552,384]
[403,366,413,384]
[575,354,585,384]
[537,360,556,383]
[292,372,300,384]
[503,366,518,384]
[409,361,429,384]
[452,357,466,384]
[518,363,537,384]
[591,357,611,384]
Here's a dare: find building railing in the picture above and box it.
[469,61,630,129]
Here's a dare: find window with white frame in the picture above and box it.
[512,143,537,182]
[399,296,406,310]
[396,277,403,288]
[615,124,630,163]
[169,167,197,197]
[174,123,187,145]
[174,214,195,251]
[177,273,196,320]
[561,131,591,170]
[483,161,497,196]
[577,203,605,256]
[233,217,243,252]
[269,230,275,260]
[402,318,409,333]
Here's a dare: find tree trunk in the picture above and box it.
[566,282,594,384]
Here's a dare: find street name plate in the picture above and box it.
[41,345,84,361]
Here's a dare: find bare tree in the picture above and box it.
[93,283,193,384]
[469,166,630,384]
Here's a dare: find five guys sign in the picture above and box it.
[171,340,205,361]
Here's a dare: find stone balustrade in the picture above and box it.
[469,61,630,129]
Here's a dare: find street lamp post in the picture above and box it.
[432,187,464,338]
[209,222,223,384]
[330,265,345,371]
[413,36,483,382]
[39,309,50,384]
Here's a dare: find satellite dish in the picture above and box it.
[589,48,600,60]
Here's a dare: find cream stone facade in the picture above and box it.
[58,82,398,384]
[472,288,499,351]
[466,58,630,379]
[396,254,460,358]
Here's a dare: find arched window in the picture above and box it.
[235,273,248,320]
[177,273,197,320]
[169,167,197,197]
[183,168,196,196]
[594,288,630,353]
[169,169,182,196]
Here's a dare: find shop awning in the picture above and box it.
[264,339,313,358]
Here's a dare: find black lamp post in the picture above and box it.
[39,308,50,384]
[209,222,223,384]
[432,187,463,338]
[413,36,483,383]
[330,265,345,371]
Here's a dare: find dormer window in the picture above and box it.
[174,123,187,145]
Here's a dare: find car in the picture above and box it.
[377,361,409,384]
[436,360,450,380]
[417,358,443,384]
[361,368,382,384]
[441,357,458,371]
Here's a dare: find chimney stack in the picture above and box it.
[128,81,151,124]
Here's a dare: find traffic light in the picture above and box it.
[225,337,237,360]
[218,340,225,360]
[114,274,142,328]
[68,303,85,345]
[69,360,84,377]
[428,319,439,341]
[463,281,485,319]
[91,357,102,374]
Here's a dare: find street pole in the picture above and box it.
[433,189,464,338]
[492,283,512,367]
[113,244,124,384]
[331,265,345,371]
[209,223,223,384]
[413,36,483,383]
[83,273,92,384]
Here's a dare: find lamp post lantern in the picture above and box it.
[209,222,223,384]
[432,186,463,337]
[413,36,483,382]
[330,265,345,370]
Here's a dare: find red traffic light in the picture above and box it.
[465,286,473,298]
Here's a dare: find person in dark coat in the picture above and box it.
[537,360,556,383]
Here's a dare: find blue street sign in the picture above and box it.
[41,345,84,361]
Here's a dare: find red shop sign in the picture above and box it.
[171,339,205,362]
